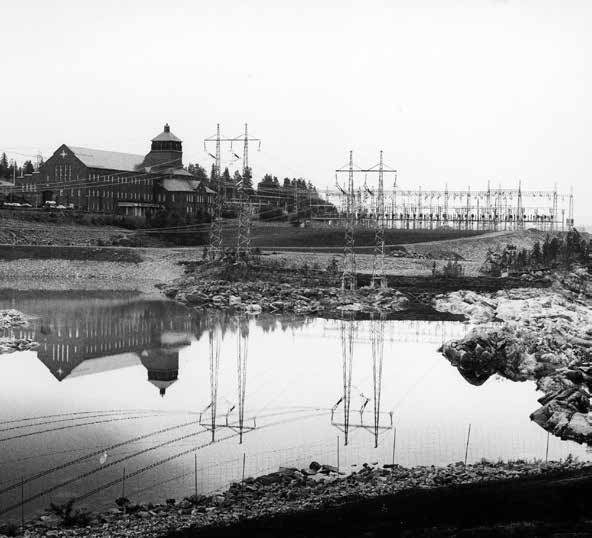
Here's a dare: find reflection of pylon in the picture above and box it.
[236,319,249,443]
[205,328,221,442]
[331,319,393,447]
[199,321,255,443]
[370,317,386,448]
[332,320,354,444]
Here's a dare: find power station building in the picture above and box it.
[17,124,214,220]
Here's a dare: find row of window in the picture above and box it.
[54,165,73,182]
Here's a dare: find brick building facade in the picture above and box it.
[17,124,214,220]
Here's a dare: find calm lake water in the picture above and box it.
[0,290,589,521]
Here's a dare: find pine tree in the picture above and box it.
[23,160,35,175]
[187,163,208,182]
[0,153,8,179]
[531,241,541,265]
[233,170,243,191]
[221,168,232,200]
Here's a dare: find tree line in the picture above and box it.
[0,153,35,180]
[184,162,335,222]
[484,229,591,275]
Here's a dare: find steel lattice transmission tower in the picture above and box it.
[371,151,386,288]
[205,124,224,261]
[342,151,357,290]
[336,151,397,291]
[234,124,261,260]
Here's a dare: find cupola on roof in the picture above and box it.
[151,123,182,143]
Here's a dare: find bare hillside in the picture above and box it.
[402,229,553,262]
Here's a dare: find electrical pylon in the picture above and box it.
[234,124,261,261]
[205,124,224,261]
[568,186,574,229]
[371,151,386,288]
[342,151,357,291]
[552,183,558,232]
[336,152,397,290]
[517,180,523,230]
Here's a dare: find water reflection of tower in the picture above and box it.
[200,318,256,443]
[140,349,179,397]
[331,318,393,447]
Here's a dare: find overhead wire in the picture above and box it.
[0,413,161,443]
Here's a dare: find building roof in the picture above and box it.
[151,123,182,143]
[160,178,201,192]
[158,167,193,178]
[68,146,145,172]
[67,353,142,379]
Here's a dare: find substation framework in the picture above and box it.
[324,181,574,233]
[333,150,574,291]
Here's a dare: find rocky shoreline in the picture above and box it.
[10,459,589,538]
[0,309,38,354]
[165,278,413,318]
[438,266,592,444]
[162,258,549,319]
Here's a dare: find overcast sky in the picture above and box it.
[2,0,591,222]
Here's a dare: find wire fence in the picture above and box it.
[1,417,590,525]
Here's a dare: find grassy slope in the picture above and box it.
[241,223,488,251]
[403,229,553,261]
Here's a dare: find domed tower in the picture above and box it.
[142,123,183,171]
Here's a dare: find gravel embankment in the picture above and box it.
[0,247,194,292]
[16,459,590,538]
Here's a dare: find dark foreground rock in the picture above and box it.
[15,459,589,538]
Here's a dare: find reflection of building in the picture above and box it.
[2,292,196,394]
[140,330,191,396]
[140,349,179,397]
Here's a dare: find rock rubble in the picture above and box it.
[166,279,411,318]
[438,266,592,444]
[13,459,588,538]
